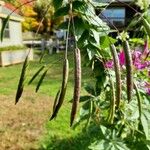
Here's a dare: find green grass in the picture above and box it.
[0,50,98,150]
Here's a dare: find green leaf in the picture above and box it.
[15,55,28,104]
[1,15,10,42]
[35,69,48,92]
[79,96,93,102]
[84,84,95,95]
[54,5,69,18]
[77,30,89,47]
[28,65,45,85]
[72,1,95,18]
[141,113,149,139]
[100,36,116,49]
[52,0,63,10]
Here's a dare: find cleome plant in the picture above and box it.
[1,0,150,149]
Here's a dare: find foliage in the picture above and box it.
[1,0,150,149]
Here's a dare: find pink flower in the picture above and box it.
[119,50,125,66]
[105,60,113,68]
[144,82,150,95]
[146,87,150,95]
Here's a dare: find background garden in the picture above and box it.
[0,0,150,150]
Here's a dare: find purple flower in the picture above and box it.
[133,50,142,60]
[145,82,150,95]
[105,60,113,68]
[146,88,150,95]
[119,50,125,66]
[134,60,150,70]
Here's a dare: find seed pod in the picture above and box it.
[35,69,48,92]
[122,41,133,102]
[110,44,121,108]
[52,89,61,113]
[28,65,45,85]
[107,79,116,124]
[50,58,69,120]
[70,48,81,127]
[15,55,28,104]
[142,18,150,38]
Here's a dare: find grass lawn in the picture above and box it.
[0,50,99,150]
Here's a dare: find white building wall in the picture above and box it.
[9,20,22,45]
[0,19,23,47]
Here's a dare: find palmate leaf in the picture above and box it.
[35,69,48,92]
[1,15,10,42]
[15,55,28,104]
[28,65,45,85]
[52,0,63,10]
[84,84,95,96]
[54,5,69,18]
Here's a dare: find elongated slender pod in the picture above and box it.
[70,48,81,127]
[35,69,48,92]
[15,55,28,104]
[122,41,133,103]
[110,44,121,108]
[107,79,116,124]
[28,65,45,85]
[142,18,150,38]
[50,58,69,120]
[52,89,61,113]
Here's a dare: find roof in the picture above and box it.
[0,1,24,22]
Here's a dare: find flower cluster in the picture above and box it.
[105,41,150,95]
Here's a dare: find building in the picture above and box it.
[95,0,139,30]
[0,1,24,47]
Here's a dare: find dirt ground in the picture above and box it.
[0,90,52,150]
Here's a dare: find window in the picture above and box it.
[100,8,125,27]
[2,20,10,39]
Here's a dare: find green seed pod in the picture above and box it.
[123,41,133,103]
[50,58,69,120]
[107,79,116,124]
[110,44,121,108]
[52,89,61,113]
[70,48,81,127]
[15,55,28,104]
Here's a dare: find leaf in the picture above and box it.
[141,113,149,139]
[52,0,63,10]
[77,30,89,47]
[1,15,10,42]
[100,36,116,49]
[142,17,150,38]
[15,55,28,104]
[80,96,92,102]
[28,65,45,85]
[84,84,95,96]
[54,5,69,18]
[35,69,48,92]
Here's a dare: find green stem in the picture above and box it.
[133,82,142,120]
